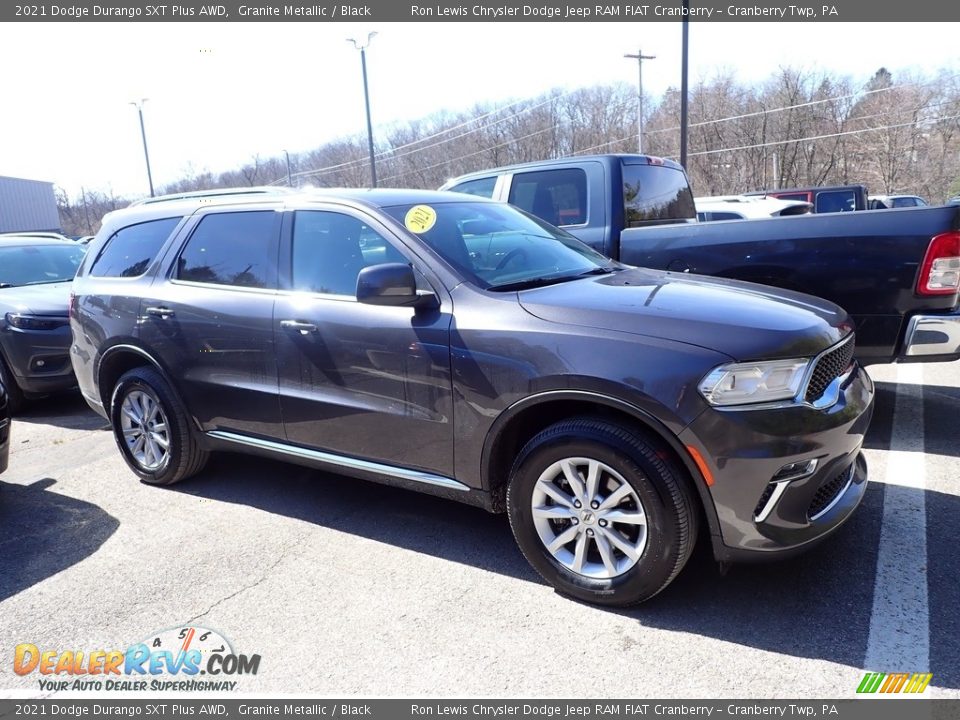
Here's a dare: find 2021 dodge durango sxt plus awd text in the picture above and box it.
[70,189,874,605]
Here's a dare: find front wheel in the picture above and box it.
[506,418,698,606]
[110,367,208,485]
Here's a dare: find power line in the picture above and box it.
[291,88,580,182]
[678,113,960,159]
[378,125,557,184]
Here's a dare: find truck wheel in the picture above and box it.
[506,418,698,606]
[0,357,24,415]
[110,367,208,485]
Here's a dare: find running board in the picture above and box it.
[206,430,470,492]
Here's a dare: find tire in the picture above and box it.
[110,366,208,485]
[506,418,698,606]
[0,356,25,415]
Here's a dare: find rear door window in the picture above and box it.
[176,211,278,289]
[508,168,588,226]
[622,164,695,227]
[89,217,181,278]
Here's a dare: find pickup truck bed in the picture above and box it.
[621,206,960,364]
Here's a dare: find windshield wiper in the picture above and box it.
[0,283,13,289]
[488,275,583,292]
[575,266,621,277]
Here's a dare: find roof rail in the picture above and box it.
[128,186,294,207]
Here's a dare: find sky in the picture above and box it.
[0,21,957,199]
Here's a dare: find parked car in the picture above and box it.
[0,231,74,243]
[695,195,812,221]
[745,185,869,213]
[443,155,960,365]
[0,235,87,413]
[0,380,9,475]
[868,194,928,209]
[71,188,873,606]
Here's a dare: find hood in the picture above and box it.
[0,282,72,316]
[518,268,850,361]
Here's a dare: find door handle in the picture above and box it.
[145,306,175,318]
[280,320,318,335]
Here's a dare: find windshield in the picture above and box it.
[383,201,616,290]
[0,244,86,287]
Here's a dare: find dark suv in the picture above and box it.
[70,189,874,606]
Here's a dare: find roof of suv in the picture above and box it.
[0,233,76,247]
[99,188,497,234]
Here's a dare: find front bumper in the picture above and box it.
[680,361,874,560]
[1,324,77,397]
[900,306,960,361]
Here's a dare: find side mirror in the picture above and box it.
[356,263,436,308]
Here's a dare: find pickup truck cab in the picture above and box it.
[440,154,696,259]
[445,156,960,365]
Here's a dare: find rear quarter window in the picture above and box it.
[448,176,498,198]
[89,217,181,278]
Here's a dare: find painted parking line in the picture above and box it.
[864,363,929,673]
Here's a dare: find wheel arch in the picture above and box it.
[481,390,721,540]
[96,344,200,433]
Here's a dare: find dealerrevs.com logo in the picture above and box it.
[14,626,260,692]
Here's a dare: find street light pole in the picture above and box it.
[624,49,656,154]
[680,4,690,169]
[347,32,378,188]
[129,99,155,197]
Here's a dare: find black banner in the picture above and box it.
[3,0,959,23]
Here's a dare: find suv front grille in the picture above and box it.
[805,335,855,403]
[808,465,853,519]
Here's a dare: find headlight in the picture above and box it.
[698,358,811,407]
[5,313,69,331]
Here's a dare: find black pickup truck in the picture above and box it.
[442,155,960,365]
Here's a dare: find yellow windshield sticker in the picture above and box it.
[404,205,437,233]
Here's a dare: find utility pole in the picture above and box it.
[80,186,93,234]
[347,33,378,188]
[129,99,155,197]
[680,5,690,169]
[624,49,656,154]
[283,150,294,187]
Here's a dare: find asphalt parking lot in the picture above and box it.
[1,360,957,699]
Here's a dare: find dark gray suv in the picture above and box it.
[70,189,874,605]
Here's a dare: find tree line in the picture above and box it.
[57,65,960,235]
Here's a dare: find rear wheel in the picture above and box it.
[506,418,698,606]
[110,367,208,485]
[0,357,24,415]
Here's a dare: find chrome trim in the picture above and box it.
[754,480,791,523]
[809,464,856,521]
[902,312,960,357]
[207,430,470,492]
[0,418,9,429]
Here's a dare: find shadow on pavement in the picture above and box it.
[13,393,107,431]
[0,478,119,602]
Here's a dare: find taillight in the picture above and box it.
[916,231,960,296]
